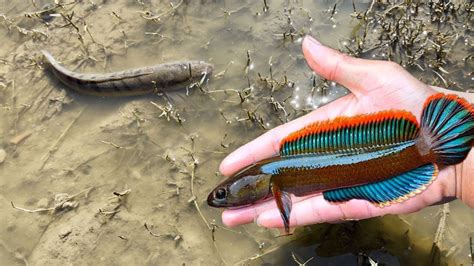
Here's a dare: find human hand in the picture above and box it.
[218,35,474,230]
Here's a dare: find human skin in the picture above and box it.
[218,35,474,230]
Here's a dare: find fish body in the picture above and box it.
[42,50,214,96]
[208,94,474,233]
[259,141,425,196]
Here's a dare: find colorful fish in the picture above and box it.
[208,93,474,233]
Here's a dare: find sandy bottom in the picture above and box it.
[0,0,472,265]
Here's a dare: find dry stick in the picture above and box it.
[39,107,86,170]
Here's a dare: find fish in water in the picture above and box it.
[208,93,474,233]
[42,50,214,96]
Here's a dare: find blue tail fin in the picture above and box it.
[420,93,474,165]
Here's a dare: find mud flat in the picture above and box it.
[0,1,472,265]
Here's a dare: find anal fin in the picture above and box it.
[323,163,439,207]
[271,182,292,234]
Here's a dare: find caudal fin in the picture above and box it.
[420,93,474,165]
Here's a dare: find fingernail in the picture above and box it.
[305,35,321,46]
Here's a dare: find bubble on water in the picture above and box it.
[321,97,328,104]
[295,86,300,92]
[332,24,337,29]
[294,95,299,100]
[330,81,337,87]
[249,63,255,70]
[306,96,312,104]
[296,37,303,43]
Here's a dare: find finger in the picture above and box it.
[302,36,378,97]
[302,36,427,98]
[219,94,359,176]
[256,197,404,228]
[221,194,314,227]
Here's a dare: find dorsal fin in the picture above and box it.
[280,110,420,156]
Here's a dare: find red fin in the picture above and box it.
[280,110,419,156]
[424,93,474,116]
[271,182,292,234]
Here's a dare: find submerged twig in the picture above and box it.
[291,252,314,266]
[140,0,184,21]
[144,222,182,241]
[430,203,450,265]
[234,243,285,265]
[11,187,92,214]
[39,107,85,170]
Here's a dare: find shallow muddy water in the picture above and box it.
[0,0,473,265]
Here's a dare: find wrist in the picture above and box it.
[455,150,474,208]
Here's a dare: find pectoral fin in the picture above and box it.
[271,182,292,234]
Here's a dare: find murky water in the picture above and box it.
[0,0,472,265]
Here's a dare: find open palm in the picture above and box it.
[218,36,473,230]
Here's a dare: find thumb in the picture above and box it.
[302,36,381,97]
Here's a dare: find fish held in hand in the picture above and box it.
[208,93,474,233]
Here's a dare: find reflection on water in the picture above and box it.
[0,0,472,265]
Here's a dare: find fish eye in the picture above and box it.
[215,188,227,200]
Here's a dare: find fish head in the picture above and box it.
[188,61,214,78]
[161,61,214,91]
[207,165,272,208]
